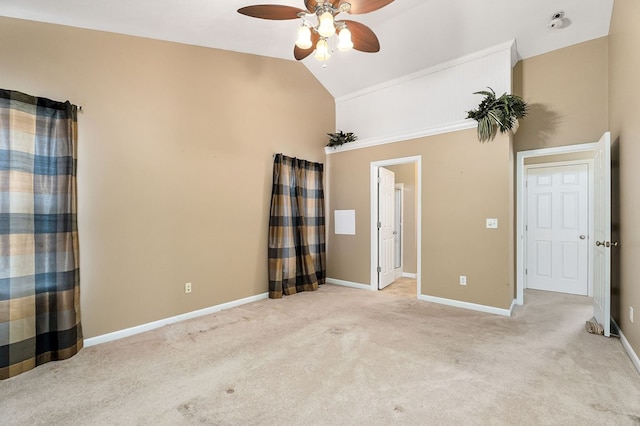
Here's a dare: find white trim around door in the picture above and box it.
[516,143,598,305]
[370,156,422,297]
[394,183,405,279]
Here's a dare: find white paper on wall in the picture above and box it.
[334,210,356,235]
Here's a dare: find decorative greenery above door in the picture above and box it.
[467,87,528,142]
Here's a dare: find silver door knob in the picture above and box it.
[596,241,604,246]
[579,235,586,240]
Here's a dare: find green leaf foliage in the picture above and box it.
[466,87,528,142]
[326,130,358,147]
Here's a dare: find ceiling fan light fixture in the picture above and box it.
[337,27,353,51]
[318,11,336,37]
[237,0,394,62]
[295,25,313,49]
[314,38,331,61]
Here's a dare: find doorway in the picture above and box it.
[377,166,396,289]
[394,183,404,279]
[516,134,613,336]
[517,144,598,304]
[524,161,593,296]
[370,156,421,297]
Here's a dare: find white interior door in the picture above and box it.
[526,164,589,295]
[593,132,612,337]
[378,167,395,289]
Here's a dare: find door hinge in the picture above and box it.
[377,221,381,229]
[525,225,528,231]
[525,268,528,276]
[377,266,382,273]
[377,176,381,183]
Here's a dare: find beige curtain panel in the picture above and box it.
[268,154,325,298]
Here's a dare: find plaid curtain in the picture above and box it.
[0,89,82,380]
[268,154,325,298]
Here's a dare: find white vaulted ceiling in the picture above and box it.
[0,0,613,98]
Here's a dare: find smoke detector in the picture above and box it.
[548,11,566,29]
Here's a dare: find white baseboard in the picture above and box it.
[509,298,517,314]
[613,319,640,375]
[418,294,514,317]
[402,272,417,279]
[326,278,514,317]
[84,292,269,347]
[325,278,371,291]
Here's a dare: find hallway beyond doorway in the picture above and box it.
[380,277,417,298]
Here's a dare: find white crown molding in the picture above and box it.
[325,120,475,155]
[84,292,269,347]
[335,40,516,104]
[510,39,520,68]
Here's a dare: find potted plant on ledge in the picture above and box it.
[326,130,357,148]
[466,88,528,142]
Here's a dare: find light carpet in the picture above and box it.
[2,285,639,425]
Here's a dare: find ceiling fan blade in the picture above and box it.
[238,5,307,20]
[347,0,395,15]
[342,20,380,52]
[294,32,321,60]
[294,45,314,61]
[304,1,317,13]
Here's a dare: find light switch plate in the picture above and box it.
[486,218,498,229]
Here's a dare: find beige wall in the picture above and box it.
[0,17,334,338]
[513,37,609,152]
[609,0,640,358]
[386,164,417,274]
[327,130,514,309]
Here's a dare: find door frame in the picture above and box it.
[523,160,595,297]
[516,143,597,305]
[370,156,422,296]
[378,166,396,289]
[394,183,404,279]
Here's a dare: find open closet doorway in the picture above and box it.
[516,133,614,336]
[370,156,421,298]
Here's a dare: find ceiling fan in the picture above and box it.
[238,0,394,62]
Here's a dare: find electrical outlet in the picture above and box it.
[185,282,192,294]
[631,306,634,323]
[459,275,467,286]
